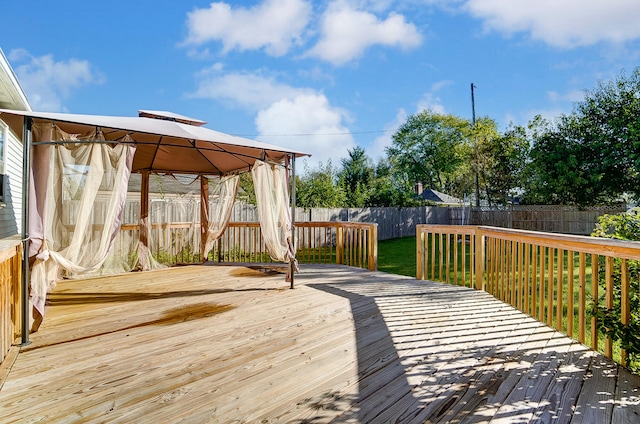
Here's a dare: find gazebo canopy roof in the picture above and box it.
[0,109,308,175]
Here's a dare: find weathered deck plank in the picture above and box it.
[0,264,638,423]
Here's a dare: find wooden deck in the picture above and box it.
[1,264,639,423]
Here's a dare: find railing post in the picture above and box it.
[474,227,485,291]
[336,225,344,265]
[369,224,378,271]
[416,225,424,280]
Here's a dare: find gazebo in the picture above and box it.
[0,108,309,344]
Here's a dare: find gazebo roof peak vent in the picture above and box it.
[138,110,207,127]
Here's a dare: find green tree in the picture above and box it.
[387,110,471,196]
[340,146,374,207]
[575,68,640,200]
[296,160,346,208]
[467,117,500,205]
[481,122,529,205]
[367,157,422,207]
[237,173,256,204]
[523,68,640,205]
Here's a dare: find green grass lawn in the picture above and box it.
[378,236,416,277]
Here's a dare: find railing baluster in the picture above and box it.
[462,234,467,287]
[605,256,614,358]
[591,254,599,350]
[538,245,546,326]
[621,259,630,366]
[431,233,436,280]
[579,252,586,344]
[524,243,531,315]
[453,234,458,285]
[547,247,554,327]
[557,249,564,332]
[567,251,574,338]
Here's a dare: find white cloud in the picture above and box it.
[256,93,355,166]
[8,49,103,112]
[547,89,584,103]
[190,67,313,110]
[189,68,354,166]
[521,107,567,127]
[416,80,452,114]
[464,0,640,47]
[307,2,422,65]
[416,93,445,114]
[184,0,311,56]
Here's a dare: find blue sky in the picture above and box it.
[3,0,640,169]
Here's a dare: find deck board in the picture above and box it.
[1,264,638,423]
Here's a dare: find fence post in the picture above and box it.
[474,227,485,290]
[336,226,344,265]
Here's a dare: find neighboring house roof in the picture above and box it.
[420,188,464,205]
[0,49,31,111]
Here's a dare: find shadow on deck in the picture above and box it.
[1,264,638,423]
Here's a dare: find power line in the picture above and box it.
[232,129,394,137]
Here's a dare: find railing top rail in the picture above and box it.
[225,221,377,229]
[119,221,378,230]
[418,224,478,235]
[296,221,377,229]
[479,226,640,260]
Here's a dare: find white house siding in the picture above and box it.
[0,124,23,238]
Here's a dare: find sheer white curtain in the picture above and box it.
[203,175,240,257]
[29,123,135,317]
[252,160,297,279]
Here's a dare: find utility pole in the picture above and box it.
[471,83,479,207]
[471,83,476,124]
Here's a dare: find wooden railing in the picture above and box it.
[0,241,22,365]
[416,224,640,367]
[113,221,378,271]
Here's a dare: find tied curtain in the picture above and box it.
[252,159,297,280]
[29,123,135,317]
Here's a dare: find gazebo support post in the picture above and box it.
[290,154,296,289]
[20,117,32,346]
[200,175,209,262]
[139,171,150,270]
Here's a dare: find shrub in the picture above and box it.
[591,208,640,371]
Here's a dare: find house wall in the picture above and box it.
[0,122,22,238]
[0,49,30,240]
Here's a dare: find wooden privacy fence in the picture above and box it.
[118,201,624,240]
[416,224,640,368]
[0,242,22,366]
[452,204,627,235]
[113,221,378,271]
